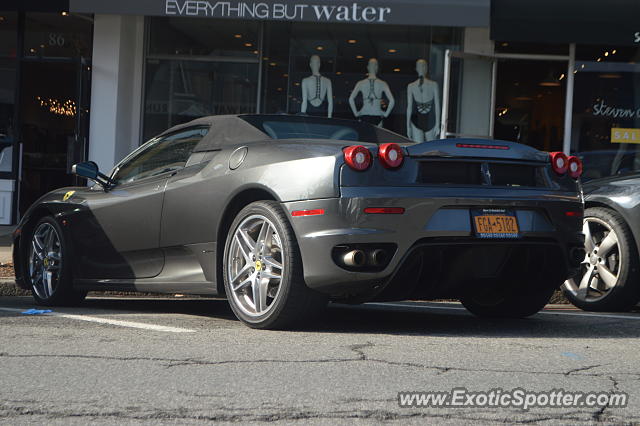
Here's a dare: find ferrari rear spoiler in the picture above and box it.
[405,138,549,163]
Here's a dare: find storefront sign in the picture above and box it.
[592,100,640,120]
[69,0,489,27]
[611,128,640,144]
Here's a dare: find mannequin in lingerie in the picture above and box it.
[348,58,395,127]
[301,55,333,118]
[406,59,440,141]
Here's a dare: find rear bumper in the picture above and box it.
[283,186,583,295]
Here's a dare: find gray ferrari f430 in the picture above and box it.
[12,115,585,328]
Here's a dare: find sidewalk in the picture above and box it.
[0,225,15,264]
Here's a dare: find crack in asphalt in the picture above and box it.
[592,375,621,422]
[564,364,603,376]
[0,350,635,380]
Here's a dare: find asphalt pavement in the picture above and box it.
[1,295,639,424]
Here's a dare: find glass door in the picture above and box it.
[17,60,85,215]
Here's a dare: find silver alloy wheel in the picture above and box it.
[28,222,63,300]
[227,214,284,317]
[564,217,621,302]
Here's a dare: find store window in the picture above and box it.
[262,23,462,137]
[571,45,640,181]
[24,13,93,59]
[143,18,260,141]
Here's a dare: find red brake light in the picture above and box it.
[456,143,509,150]
[343,145,372,171]
[378,143,404,169]
[549,151,568,175]
[567,156,583,179]
[364,207,405,214]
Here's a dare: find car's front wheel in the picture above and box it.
[223,201,328,329]
[562,207,640,312]
[25,216,86,306]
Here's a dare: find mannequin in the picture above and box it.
[348,58,395,127]
[406,59,440,142]
[301,55,333,118]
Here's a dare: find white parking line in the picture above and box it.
[366,302,640,321]
[0,307,196,333]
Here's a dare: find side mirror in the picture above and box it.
[71,161,114,188]
[71,161,99,180]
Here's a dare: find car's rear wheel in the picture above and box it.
[562,207,640,312]
[461,280,556,318]
[26,216,86,306]
[223,201,328,329]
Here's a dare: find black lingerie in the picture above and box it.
[410,99,435,132]
[359,115,383,126]
[306,97,328,117]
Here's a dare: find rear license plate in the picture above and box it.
[471,209,520,238]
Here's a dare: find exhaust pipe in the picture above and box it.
[343,250,366,267]
[369,249,387,266]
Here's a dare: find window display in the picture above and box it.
[406,59,440,142]
[300,55,333,117]
[571,45,640,181]
[348,58,394,127]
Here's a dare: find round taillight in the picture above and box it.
[343,145,372,171]
[567,156,583,179]
[549,151,568,175]
[378,143,404,169]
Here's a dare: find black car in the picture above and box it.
[563,171,640,311]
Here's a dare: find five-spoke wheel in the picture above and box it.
[25,217,86,306]
[563,207,640,311]
[223,201,327,329]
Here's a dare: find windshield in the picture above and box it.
[240,115,410,144]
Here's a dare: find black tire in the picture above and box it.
[222,201,328,329]
[562,207,640,312]
[461,280,556,318]
[24,216,86,306]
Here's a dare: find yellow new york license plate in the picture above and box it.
[472,209,520,238]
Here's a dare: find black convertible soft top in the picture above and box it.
[160,114,410,152]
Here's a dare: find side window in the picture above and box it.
[113,127,208,185]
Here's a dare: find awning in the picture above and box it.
[491,0,640,46]
[69,0,490,27]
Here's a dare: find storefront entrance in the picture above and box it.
[18,59,90,214]
[441,50,570,153]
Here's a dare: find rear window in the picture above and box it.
[240,115,409,144]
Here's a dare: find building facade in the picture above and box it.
[0,0,638,224]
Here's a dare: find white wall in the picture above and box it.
[88,14,145,174]
[457,27,494,137]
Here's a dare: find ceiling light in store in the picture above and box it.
[39,44,45,48]
[61,11,69,16]
[277,87,283,91]
[596,57,602,62]
[501,42,509,47]
[388,49,397,53]
[612,49,617,54]
[244,42,253,47]
[234,34,242,38]
[604,51,609,57]
[269,62,277,66]
[581,64,585,68]
[347,39,357,44]
[356,55,363,59]
[393,68,400,72]
[336,71,342,75]
[514,96,533,101]
[283,73,288,77]
[599,73,622,79]
[0,16,5,22]
[316,46,324,51]
[539,72,561,87]
[252,50,258,54]
[558,73,565,80]
[294,82,300,86]
[29,48,36,53]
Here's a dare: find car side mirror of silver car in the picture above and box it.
[71,161,115,189]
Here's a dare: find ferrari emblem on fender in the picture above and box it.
[63,190,75,201]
